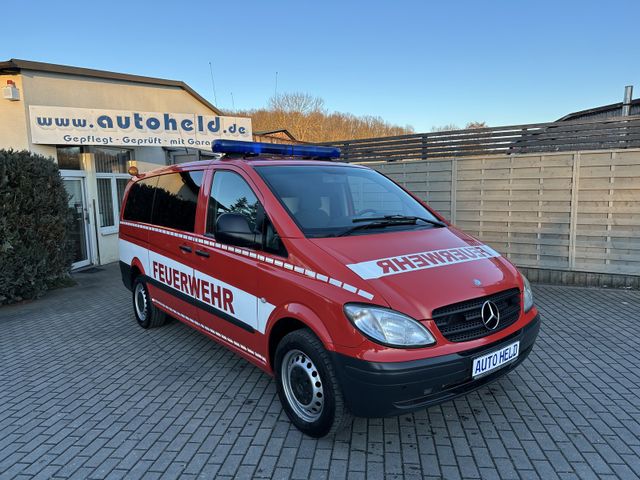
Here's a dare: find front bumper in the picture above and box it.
[331,313,541,417]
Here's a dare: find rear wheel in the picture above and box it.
[132,277,167,328]
[274,329,352,437]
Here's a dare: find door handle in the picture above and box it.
[195,249,210,258]
[179,245,192,253]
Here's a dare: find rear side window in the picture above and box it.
[151,171,203,232]
[122,177,158,223]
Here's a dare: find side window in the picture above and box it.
[263,216,287,257]
[207,171,259,234]
[123,177,158,223]
[207,171,287,256]
[151,171,203,232]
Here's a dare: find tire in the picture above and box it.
[132,277,167,329]
[274,329,353,437]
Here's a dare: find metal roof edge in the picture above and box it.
[558,98,640,121]
[0,58,224,115]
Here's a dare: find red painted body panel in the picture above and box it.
[310,226,520,318]
[119,157,538,376]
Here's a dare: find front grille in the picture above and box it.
[432,288,521,342]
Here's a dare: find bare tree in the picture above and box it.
[231,92,414,142]
[269,92,325,115]
[431,122,488,132]
[431,124,460,132]
[465,121,488,129]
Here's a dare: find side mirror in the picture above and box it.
[216,213,259,249]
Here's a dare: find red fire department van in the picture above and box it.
[119,140,540,437]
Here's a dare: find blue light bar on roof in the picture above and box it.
[212,140,340,159]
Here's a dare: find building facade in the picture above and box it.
[0,59,253,269]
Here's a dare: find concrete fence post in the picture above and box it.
[568,152,581,270]
[450,157,457,224]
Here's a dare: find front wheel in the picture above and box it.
[274,329,352,437]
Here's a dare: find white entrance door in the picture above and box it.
[62,177,92,269]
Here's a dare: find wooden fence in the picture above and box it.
[324,116,640,162]
[362,148,640,281]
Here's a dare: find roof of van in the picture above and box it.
[136,158,363,178]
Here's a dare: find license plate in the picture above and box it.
[472,341,520,379]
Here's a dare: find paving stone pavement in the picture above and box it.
[1,263,639,480]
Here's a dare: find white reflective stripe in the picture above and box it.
[342,283,357,293]
[152,299,267,363]
[120,238,273,334]
[347,245,502,280]
[119,239,149,274]
[357,289,375,301]
[120,221,375,300]
[258,300,276,335]
[193,260,267,333]
[147,250,274,334]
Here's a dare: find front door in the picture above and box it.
[62,177,91,269]
[193,169,264,361]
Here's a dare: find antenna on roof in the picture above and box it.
[230,92,235,111]
[208,61,218,106]
[274,71,278,98]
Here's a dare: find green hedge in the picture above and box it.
[0,150,74,305]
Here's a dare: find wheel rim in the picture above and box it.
[281,349,324,423]
[134,283,148,322]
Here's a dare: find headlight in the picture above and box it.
[522,274,534,312]
[344,304,436,347]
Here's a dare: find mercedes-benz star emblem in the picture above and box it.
[481,300,500,330]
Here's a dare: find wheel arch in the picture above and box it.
[129,256,146,282]
[266,304,335,372]
[120,257,146,292]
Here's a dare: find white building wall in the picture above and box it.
[1,69,221,267]
[0,74,31,151]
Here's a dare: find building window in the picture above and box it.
[94,147,133,233]
[116,178,129,207]
[57,146,83,170]
[97,178,115,228]
[95,147,130,173]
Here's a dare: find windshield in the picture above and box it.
[255,165,442,238]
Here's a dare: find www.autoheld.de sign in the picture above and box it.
[29,105,252,149]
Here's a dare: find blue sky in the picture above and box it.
[2,0,638,132]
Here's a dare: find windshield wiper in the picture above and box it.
[338,215,446,237]
[352,215,446,228]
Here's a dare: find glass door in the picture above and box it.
[63,177,91,269]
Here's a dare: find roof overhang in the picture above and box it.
[254,129,298,141]
[558,98,640,121]
[0,58,223,115]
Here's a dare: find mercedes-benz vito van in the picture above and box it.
[119,140,540,437]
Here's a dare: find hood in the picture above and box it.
[310,226,521,320]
